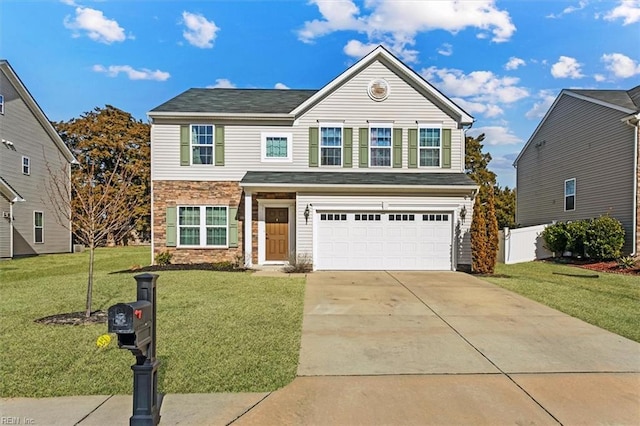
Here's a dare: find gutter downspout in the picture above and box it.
[623,114,639,256]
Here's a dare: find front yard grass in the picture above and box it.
[0,247,305,398]
[480,261,640,343]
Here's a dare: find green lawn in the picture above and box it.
[480,261,640,342]
[0,247,306,397]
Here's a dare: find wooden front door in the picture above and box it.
[266,208,289,261]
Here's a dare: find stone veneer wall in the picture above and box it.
[153,181,243,264]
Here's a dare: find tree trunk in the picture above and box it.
[85,245,95,318]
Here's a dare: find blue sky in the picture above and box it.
[1,1,639,187]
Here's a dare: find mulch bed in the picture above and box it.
[35,310,108,326]
[547,258,640,276]
[112,263,248,274]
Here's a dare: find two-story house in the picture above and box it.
[515,85,640,256]
[148,46,477,271]
[0,60,76,258]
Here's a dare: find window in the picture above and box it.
[355,214,381,221]
[191,125,214,165]
[320,124,343,166]
[178,206,228,247]
[34,211,43,243]
[320,213,347,221]
[0,95,4,114]
[369,124,392,167]
[423,214,448,221]
[564,179,576,211]
[419,126,441,167]
[261,133,292,161]
[22,156,30,175]
[389,214,415,221]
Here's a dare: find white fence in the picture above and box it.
[498,224,553,264]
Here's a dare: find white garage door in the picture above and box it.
[316,211,453,271]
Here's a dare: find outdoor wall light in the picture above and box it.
[460,205,467,223]
[304,204,310,224]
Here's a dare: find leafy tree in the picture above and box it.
[465,133,496,188]
[46,106,150,318]
[494,186,516,229]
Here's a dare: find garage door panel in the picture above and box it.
[317,211,452,271]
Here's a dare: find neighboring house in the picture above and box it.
[148,46,478,271]
[515,85,640,256]
[0,60,76,258]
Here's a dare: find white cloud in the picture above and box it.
[274,83,290,90]
[422,66,529,105]
[64,7,127,44]
[92,65,170,81]
[525,90,557,119]
[546,1,588,18]
[207,78,235,88]
[594,73,607,82]
[298,0,515,62]
[603,0,640,25]
[504,57,525,70]
[467,126,522,146]
[437,43,453,56]
[182,11,219,48]
[551,56,585,78]
[343,40,379,58]
[452,97,504,118]
[601,53,640,78]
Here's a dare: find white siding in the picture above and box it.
[295,193,473,269]
[0,196,11,257]
[151,60,466,181]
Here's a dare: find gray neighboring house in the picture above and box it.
[515,85,640,255]
[149,46,478,271]
[0,60,76,258]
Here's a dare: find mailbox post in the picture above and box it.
[108,273,160,426]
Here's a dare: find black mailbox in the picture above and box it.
[108,301,152,357]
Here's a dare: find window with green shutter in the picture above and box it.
[393,128,402,168]
[180,125,224,166]
[308,127,319,167]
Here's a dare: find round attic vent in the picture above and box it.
[367,79,390,101]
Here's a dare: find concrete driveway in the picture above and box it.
[236,271,640,425]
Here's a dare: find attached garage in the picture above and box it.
[316,211,453,271]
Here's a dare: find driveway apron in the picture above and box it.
[235,271,640,425]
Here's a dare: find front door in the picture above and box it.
[265,207,289,261]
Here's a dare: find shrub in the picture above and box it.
[471,196,490,273]
[541,222,569,255]
[617,256,637,270]
[584,215,625,260]
[284,253,313,273]
[155,250,173,266]
[566,220,589,257]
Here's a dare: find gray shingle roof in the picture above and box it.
[150,88,318,114]
[0,175,24,201]
[569,85,640,112]
[241,171,477,187]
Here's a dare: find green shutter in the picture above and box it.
[442,128,451,169]
[309,127,319,167]
[228,207,238,248]
[215,125,225,166]
[393,128,402,168]
[343,127,353,168]
[408,128,418,168]
[166,207,177,247]
[180,125,190,166]
[359,128,369,168]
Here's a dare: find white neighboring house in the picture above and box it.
[148,46,478,271]
[0,60,76,258]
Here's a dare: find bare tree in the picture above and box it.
[45,141,138,318]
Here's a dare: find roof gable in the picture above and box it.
[290,45,473,125]
[0,60,76,164]
[515,86,639,166]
